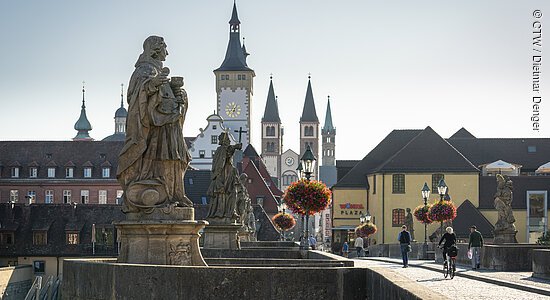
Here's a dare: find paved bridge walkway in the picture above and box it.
[355,257,550,299]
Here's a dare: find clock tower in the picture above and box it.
[214,2,255,147]
[261,76,283,180]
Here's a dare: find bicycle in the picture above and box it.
[439,245,457,279]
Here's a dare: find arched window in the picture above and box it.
[304,126,314,137]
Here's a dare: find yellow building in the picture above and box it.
[332,127,550,247]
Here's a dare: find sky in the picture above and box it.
[0,0,548,160]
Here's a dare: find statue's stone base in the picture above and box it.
[238,230,253,242]
[203,224,241,249]
[493,229,518,244]
[115,210,208,266]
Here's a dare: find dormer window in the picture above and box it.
[66,167,74,178]
[11,167,19,178]
[102,167,110,178]
[47,167,56,178]
[528,146,537,153]
[84,167,92,178]
[29,167,38,178]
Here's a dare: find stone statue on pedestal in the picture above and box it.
[493,174,518,243]
[405,208,415,241]
[114,36,207,266]
[206,132,242,224]
[203,132,243,249]
[117,35,192,217]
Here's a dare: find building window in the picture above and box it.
[392,209,406,226]
[10,190,18,202]
[211,150,216,157]
[47,167,56,178]
[81,190,89,204]
[0,232,14,245]
[201,196,207,205]
[95,227,114,245]
[392,174,405,194]
[242,74,246,80]
[528,146,537,153]
[212,125,217,130]
[188,178,194,185]
[99,190,107,204]
[33,231,47,245]
[432,174,445,191]
[199,150,205,158]
[256,197,264,207]
[11,167,19,178]
[102,167,110,178]
[282,173,298,186]
[33,261,45,274]
[27,191,36,203]
[266,126,275,136]
[116,190,123,204]
[304,126,314,137]
[237,74,242,80]
[63,190,71,204]
[66,232,79,245]
[29,167,38,178]
[211,135,218,144]
[66,167,74,178]
[83,167,92,178]
[45,190,54,204]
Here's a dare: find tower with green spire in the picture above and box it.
[73,82,93,141]
[322,96,336,166]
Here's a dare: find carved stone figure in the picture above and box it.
[206,132,242,224]
[405,208,415,241]
[235,173,251,226]
[117,36,192,215]
[494,174,516,232]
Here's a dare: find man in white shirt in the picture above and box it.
[354,236,364,257]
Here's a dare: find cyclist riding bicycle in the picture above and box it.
[438,226,457,264]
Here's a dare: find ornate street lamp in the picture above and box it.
[421,182,430,259]
[300,145,317,250]
[437,178,448,238]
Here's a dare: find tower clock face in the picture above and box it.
[225,102,241,118]
[285,157,295,166]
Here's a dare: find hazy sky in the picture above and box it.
[0,0,548,160]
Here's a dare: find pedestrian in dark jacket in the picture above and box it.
[398,225,412,267]
[468,225,483,269]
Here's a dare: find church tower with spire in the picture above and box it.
[103,84,128,141]
[73,82,93,141]
[261,76,283,179]
[214,2,255,148]
[321,96,336,166]
[299,76,320,179]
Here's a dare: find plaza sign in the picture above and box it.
[337,202,365,216]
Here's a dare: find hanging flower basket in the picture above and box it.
[271,212,296,231]
[355,222,377,238]
[428,200,457,222]
[413,204,433,224]
[283,179,332,216]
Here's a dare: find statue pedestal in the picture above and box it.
[238,230,252,242]
[203,224,242,249]
[493,229,518,244]
[115,207,208,266]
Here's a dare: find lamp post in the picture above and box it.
[278,201,288,241]
[437,179,448,237]
[421,182,430,259]
[300,145,317,250]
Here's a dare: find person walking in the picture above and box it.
[468,225,484,270]
[342,241,349,258]
[354,236,364,257]
[308,235,317,250]
[398,225,412,267]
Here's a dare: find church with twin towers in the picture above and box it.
[189,2,337,190]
